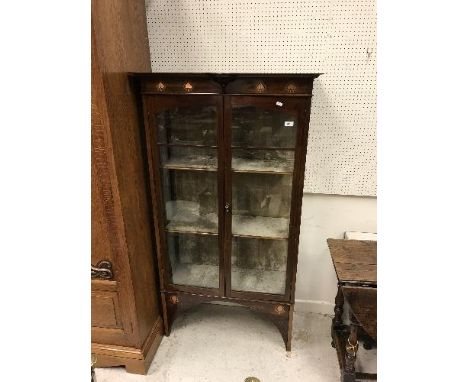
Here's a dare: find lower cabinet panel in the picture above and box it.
[92,291,123,329]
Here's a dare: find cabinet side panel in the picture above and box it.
[91,158,113,265]
[92,0,161,347]
[287,97,313,303]
[92,25,138,347]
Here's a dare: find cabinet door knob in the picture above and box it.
[224,203,231,213]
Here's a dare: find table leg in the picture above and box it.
[342,318,359,382]
[331,285,344,347]
[333,285,344,328]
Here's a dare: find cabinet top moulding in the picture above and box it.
[129,73,322,96]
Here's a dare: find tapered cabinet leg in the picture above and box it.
[266,303,293,351]
[162,292,180,336]
[286,305,294,351]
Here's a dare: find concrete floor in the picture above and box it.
[95,304,376,382]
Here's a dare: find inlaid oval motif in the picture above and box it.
[274,304,286,314]
[156,81,166,92]
[169,295,179,304]
[184,82,193,92]
[255,81,266,93]
[285,83,296,94]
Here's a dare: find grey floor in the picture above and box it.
[95,304,376,382]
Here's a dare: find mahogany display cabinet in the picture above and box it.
[132,73,321,350]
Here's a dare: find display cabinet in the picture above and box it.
[133,73,320,350]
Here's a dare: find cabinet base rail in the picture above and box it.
[161,290,294,351]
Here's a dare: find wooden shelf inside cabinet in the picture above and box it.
[136,72,321,352]
[231,267,286,295]
[232,159,293,174]
[172,263,219,289]
[232,215,289,239]
[162,164,218,172]
[157,143,219,148]
[165,227,218,236]
[165,223,218,236]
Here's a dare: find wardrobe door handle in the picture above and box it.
[224,203,231,213]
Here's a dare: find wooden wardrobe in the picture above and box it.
[91,0,163,374]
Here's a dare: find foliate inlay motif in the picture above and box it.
[156,81,166,92]
[255,81,266,93]
[183,82,193,92]
[91,260,113,280]
[274,304,286,314]
[285,83,297,94]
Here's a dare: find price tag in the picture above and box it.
[284,121,294,127]
[275,101,283,107]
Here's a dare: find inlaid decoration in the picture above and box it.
[274,304,286,314]
[285,83,296,94]
[91,260,113,280]
[156,81,166,92]
[183,82,193,92]
[255,81,266,93]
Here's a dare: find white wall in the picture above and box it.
[295,194,377,314]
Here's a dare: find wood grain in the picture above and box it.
[327,239,377,285]
[91,0,163,373]
[136,73,320,350]
[341,286,377,341]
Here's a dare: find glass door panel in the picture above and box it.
[231,172,292,239]
[160,146,217,171]
[167,233,219,289]
[156,105,217,145]
[153,97,221,290]
[231,237,288,294]
[229,98,299,296]
[161,169,218,234]
[231,105,297,148]
[232,149,294,174]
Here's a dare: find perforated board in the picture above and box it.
[145,0,376,196]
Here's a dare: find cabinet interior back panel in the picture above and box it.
[145,0,376,196]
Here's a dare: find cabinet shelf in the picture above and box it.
[157,143,218,149]
[232,215,289,239]
[166,201,218,234]
[232,158,293,174]
[161,158,293,174]
[166,227,218,236]
[172,263,219,289]
[162,157,217,172]
[231,267,285,295]
[231,145,295,151]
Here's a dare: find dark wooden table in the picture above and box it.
[327,239,377,382]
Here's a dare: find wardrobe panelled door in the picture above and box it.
[133,73,321,351]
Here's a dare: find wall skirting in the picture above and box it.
[294,299,334,315]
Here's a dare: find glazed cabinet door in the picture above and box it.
[224,96,308,301]
[144,95,225,295]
